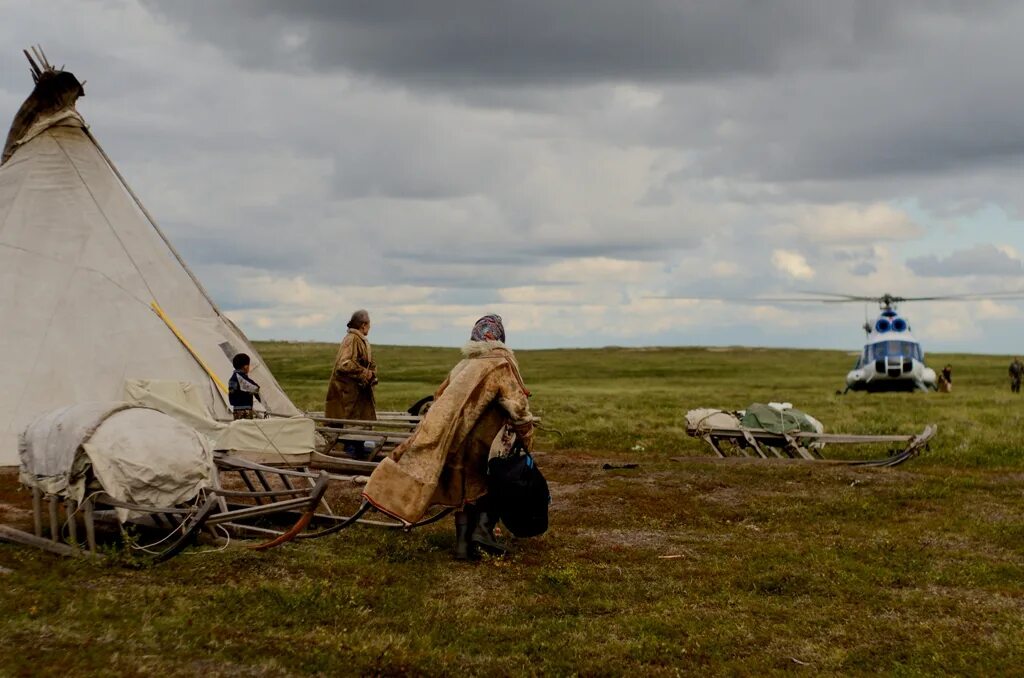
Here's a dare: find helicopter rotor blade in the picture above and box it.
[803,290,1024,303]
[645,295,866,304]
[646,290,1024,304]
[799,290,881,302]
[895,292,1024,302]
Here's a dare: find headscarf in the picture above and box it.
[470,314,505,343]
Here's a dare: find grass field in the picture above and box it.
[2,343,1024,675]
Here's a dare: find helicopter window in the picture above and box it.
[868,341,921,361]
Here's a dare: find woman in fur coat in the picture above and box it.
[362,314,535,560]
[325,310,377,423]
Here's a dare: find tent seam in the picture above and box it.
[0,242,152,308]
[50,131,160,302]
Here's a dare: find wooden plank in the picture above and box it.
[697,427,914,444]
[312,416,419,429]
[236,469,263,504]
[305,410,420,419]
[212,487,309,499]
[32,487,42,538]
[208,465,230,515]
[65,500,79,553]
[702,435,726,458]
[0,525,103,560]
[91,494,193,514]
[782,433,816,460]
[794,432,913,444]
[309,453,378,475]
[204,496,314,525]
[214,455,321,478]
[83,498,96,553]
[739,429,769,458]
[252,469,275,493]
[314,426,411,439]
[48,496,59,542]
[218,522,285,537]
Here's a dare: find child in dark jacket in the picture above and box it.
[228,353,261,419]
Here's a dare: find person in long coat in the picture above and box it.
[325,310,377,422]
[362,314,535,560]
[1010,358,1023,393]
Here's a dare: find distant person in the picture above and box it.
[362,314,535,560]
[228,353,261,420]
[938,364,953,393]
[1010,358,1024,393]
[325,310,378,454]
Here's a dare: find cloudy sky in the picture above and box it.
[3,1,1024,353]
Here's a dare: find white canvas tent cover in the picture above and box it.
[0,53,299,466]
[124,379,314,464]
[19,402,214,522]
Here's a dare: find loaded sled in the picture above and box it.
[685,403,936,467]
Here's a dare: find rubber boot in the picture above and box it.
[453,510,478,561]
[470,504,508,557]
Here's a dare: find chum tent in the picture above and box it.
[0,49,299,466]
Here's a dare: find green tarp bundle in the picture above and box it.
[740,403,819,434]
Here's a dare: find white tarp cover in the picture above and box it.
[19,402,213,521]
[684,408,742,433]
[0,105,299,466]
[124,379,314,464]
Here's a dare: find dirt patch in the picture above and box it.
[0,469,33,529]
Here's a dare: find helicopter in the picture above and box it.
[651,289,1024,393]
[840,293,938,392]
[798,291,1024,392]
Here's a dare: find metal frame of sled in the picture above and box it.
[690,424,936,467]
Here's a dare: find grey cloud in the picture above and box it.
[96,1,1024,207]
[832,248,876,262]
[8,1,1024,353]
[849,261,877,276]
[906,244,1024,277]
[143,1,914,84]
[827,249,877,276]
[387,250,532,266]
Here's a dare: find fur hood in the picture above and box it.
[461,339,510,359]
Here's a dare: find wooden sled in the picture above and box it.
[209,456,453,541]
[309,411,419,462]
[689,424,937,467]
[0,456,331,563]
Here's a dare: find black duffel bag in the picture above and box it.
[487,445,550,538]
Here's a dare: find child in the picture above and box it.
[228,353,261,419]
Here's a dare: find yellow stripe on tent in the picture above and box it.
[150,301,228,395]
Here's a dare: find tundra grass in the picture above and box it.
[1,344,1023,676]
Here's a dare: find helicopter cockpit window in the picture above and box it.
[868,341,922,361]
